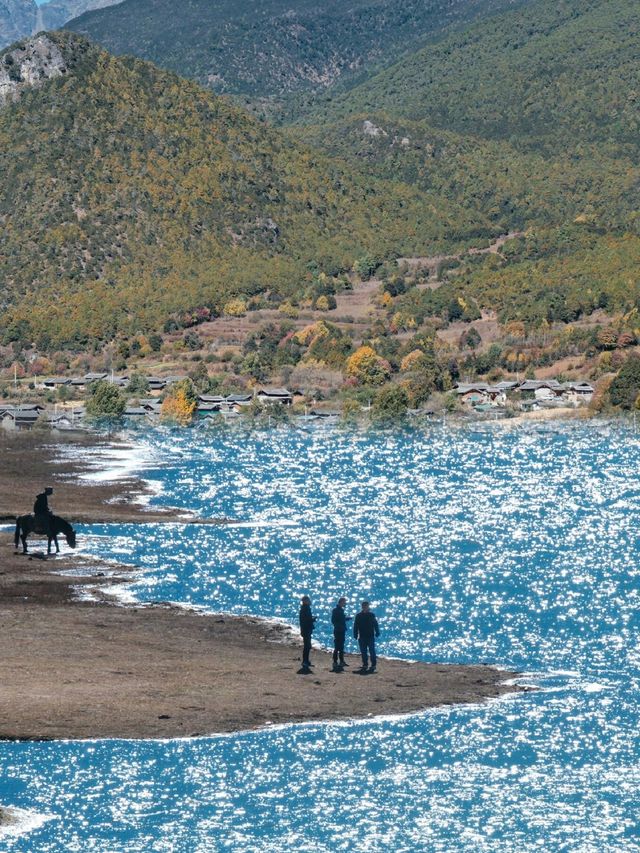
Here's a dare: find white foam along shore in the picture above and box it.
[0,805,53,839]
[54,434,164,504]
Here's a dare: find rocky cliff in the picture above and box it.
[0,33,68,105]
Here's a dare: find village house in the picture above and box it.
[0,404,84,431]
[454,383,507,407]
[516,379,594,406]
[110,376,130,388]
[146,377,167,392]
[517,379,563,401]
[137,399,162,413]
[84,372,108,382]
[455,378,594,411]
[41,377,71,390]
[225,393,253,407]
[0,405,43,430]
[256,387,293,406]
[62,372,110,391]
[561,381,594,405]
[198,395,227,405]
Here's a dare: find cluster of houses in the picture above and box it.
[1,370,596,431]
[0,403,85,431]
[455,379,594,411]
[124,388,294,420]
[40,372,295,405]
[41,372,186,392]
[2,374,296,430]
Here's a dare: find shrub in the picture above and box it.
[223,298,247,317]
[371,385,409,426]
[609,355,640,409]
[85,380,126,417]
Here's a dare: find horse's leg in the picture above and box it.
[54,535,60,554]
[22,532,28,554]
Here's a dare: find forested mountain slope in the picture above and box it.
[291,0,639,155]
[64,0,520,99]
[287,0,640,325]
[0,32,491,349]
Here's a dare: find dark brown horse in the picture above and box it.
[14,514,77,555]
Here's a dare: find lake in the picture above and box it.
[1,421,639,851]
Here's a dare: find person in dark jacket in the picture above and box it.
[331,597,352,671]
[299,595,316,672]
[33,487,53,535]
[353,601,380,673]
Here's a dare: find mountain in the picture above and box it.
[292,0,639,155]
[0,0,35,47]
[40,0,122,32]
[64,0,521,100]
[0,0,120,49]
[0,32,490,349]
[286,0,640,325]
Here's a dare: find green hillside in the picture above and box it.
[0,32,491,349]
[64,0,519,99]
[286,0,640,326]
[292,0,639,155]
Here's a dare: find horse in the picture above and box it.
[14,514,77,555]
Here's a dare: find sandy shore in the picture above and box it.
[0,430,523,740]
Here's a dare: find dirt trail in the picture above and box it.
[399,231,524,288]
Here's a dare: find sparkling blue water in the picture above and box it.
[2,421,640,851]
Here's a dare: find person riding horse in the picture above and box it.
[33,487,54,536]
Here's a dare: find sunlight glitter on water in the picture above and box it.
[2,422,640,851]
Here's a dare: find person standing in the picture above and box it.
[299,595,316,672]
[353,601,380,673]
[331,597,352,671]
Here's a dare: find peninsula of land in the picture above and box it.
[0,431,522,740]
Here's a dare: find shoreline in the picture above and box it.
[0,430,524,741]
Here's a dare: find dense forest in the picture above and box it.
[64,0,520,99]
[290,0,639,155]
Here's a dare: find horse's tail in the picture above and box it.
[14,518,21,548]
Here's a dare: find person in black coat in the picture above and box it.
[299,595,316,672]
[331,597,352,671]
[353,601,380,673]
[33,487,53,535]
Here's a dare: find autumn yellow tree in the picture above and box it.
[160,379,197,425]
[400,349,424,372]
[346,346,391,385]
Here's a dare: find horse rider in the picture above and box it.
[33,487,54,535]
